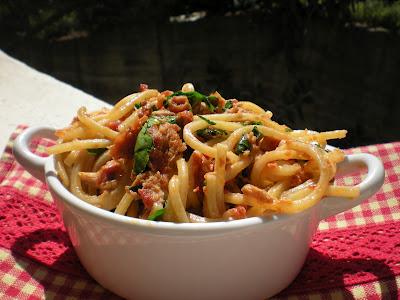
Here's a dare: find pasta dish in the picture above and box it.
[47,83,359,222]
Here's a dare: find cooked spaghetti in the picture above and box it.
[48,83,359,222]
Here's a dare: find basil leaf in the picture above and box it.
[135,103,141,109]
[198,115,216,125]
[223,100,233,111]
[133,117,160,174]
[235,134,252,155]
[196,127,227,139]
[167,91,216,112]
[134,138,152,174]
[133,115,177,174]
[252,126,263,140]
[87,148,107,156]
[148,208,165,221]
[129,184,143,192]
[242,121,262,126]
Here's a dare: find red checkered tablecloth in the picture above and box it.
[0,125,399,299]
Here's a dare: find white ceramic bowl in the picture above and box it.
[13,126,385,300]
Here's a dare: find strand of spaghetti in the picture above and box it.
[187,153,200,209]
[277,141,330,213]
[267,180,291,199]
[246,206,268,217]
[204,173,220,218]
[251,149,302,187]
[115,192,136,215]
[280,179,315,201]
[291,130,347,142]
[55,126,100,141]
[215,143,227,215]
[237,101,266,114]
[82,154,96,194]
[102,178,129,210]
[182,83,195,92]
[64,150,80,167]
[262,162,302,182]
[77,107,118,140]
[106,89,158,121]
[168,175,189,222]
[92,150,112,171]
[55,155,69,187]
[225,151,253,181]
[69,151,101,205]
[177,158,189,208]
[183,120,239,161]
[262,118,290,132]
[326,185,360,198]
[118,111,138,132]
[47,139,112,155]
[222,125,292,151]
[126,201,139,217]
[198,112,271,122]
[112,92,139,110]
[224,193,277,209]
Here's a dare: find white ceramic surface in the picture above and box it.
[13,126,385,300]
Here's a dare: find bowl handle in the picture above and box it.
[319,153,385,221]
[13,126,56,182]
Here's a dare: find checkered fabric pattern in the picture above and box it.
[1,125,399,299]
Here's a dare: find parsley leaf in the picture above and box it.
[87,148,107,156]
[148,208,165,221]
[198,115,216,125]
[235,134,252,154]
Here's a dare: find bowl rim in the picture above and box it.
[44,156,312,235]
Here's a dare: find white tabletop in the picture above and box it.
[0,50,109,152]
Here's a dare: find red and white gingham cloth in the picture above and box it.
[0,125,399,299]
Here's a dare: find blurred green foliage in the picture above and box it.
[1,0,399,47]
[353,0,400,30]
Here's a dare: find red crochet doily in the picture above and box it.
[0,185,399,296]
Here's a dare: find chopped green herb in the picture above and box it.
[167,91,217,112]
[242,121,262,126]
[129,184,143,192]
[198,115,216,125]
[285,127,293,132]
[235,134,252,154]
[87,148,107,156]
[196,127,227,139]
[148,208,165,221]
[252,126,263,140]
[134,103,141,109]
[223,100,233,111]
